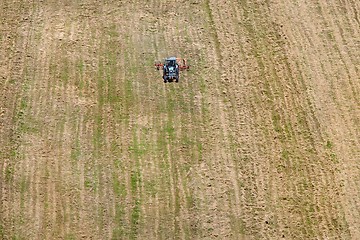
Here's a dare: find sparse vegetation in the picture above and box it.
[0,0,359,239]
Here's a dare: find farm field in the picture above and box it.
[0,0,359,239]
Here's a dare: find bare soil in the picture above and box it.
[1,0,359,239]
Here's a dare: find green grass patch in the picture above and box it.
[75,59,85,90]
[113,157,122,169]
[64,233,76,240]
[284,122,293,139]
[272,112,282,133]
[128,142,148,157]
[11,234,25,240]
[130,199,141,239]
[5,164,14,182]
[84,178,98,191]
[112,203,126,239]
[60,59,70,85]
[0,224,3,239]
[20,176,28,208]
[196,142,203,160]
[108,24,120,38]
[281,149,290,160]
[130,170,140,194]
[325,140,338,163]
[164,123,175,140]
[97,61,105,107]
[325,140,333,149]
[70,138,81,163]
[144,180,157,197]
[15,95,39,135]
[113,176,126,197]
[93,114,104,153]
[229,214,246,237]
[329,153,338,163]
[296,110,307,127]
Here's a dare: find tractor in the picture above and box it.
[155,57,190,83]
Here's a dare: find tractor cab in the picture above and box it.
[165,57,177,67]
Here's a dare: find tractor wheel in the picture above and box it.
[175,77,179,83]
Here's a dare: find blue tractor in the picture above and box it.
[155,57,189,83]
[162,57,179,83]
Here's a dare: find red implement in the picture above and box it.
[177,58,190,70]
[154,58,190,71]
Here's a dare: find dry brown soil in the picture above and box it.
[1,0,359,239]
